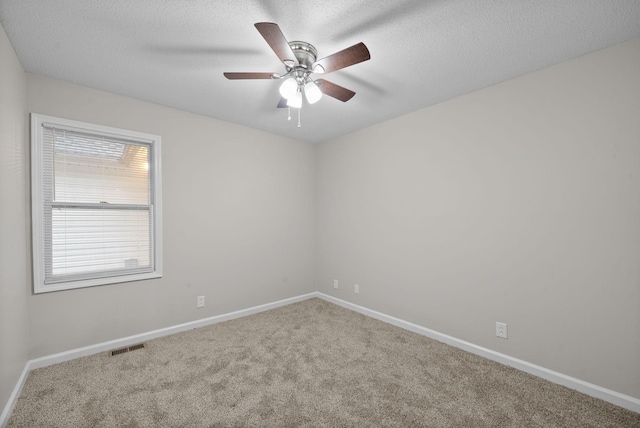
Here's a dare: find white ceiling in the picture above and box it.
[1,1,639,143]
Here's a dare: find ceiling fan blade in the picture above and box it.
[276,97,288,108]
[312,42,370,74]
[224,72,275,79]
[254,22,299,67]
[316,79,356,102]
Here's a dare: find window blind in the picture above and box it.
[41,124,155,284]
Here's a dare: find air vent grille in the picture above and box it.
[109,343,145,357]
[128,343,145,352]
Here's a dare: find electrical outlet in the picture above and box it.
[354,284,359,294]
[333,279,339,289]
[496,322,508,339]
[197,296,205,308]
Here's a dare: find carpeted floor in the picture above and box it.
[7,298,640,427]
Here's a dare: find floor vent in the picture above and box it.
[109,343,145,357]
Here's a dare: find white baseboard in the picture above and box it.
[0,292,317,427]
[28,292,317,370]
[0,364,29,428]
[3,290,638,427]
[316,292,640,414]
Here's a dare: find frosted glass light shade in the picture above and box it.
[287,90,302,108]
[279,78,298,100]
[304,81,323,104]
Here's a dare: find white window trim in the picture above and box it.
[31,113,163,293]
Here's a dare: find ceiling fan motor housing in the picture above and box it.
[288,41,318,70]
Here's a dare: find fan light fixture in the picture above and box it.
[279,77,323,106]
[287,88,303,108]
[304,80,322,104]
[279,78,298,100]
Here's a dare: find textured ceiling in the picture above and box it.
[1,0,639,143]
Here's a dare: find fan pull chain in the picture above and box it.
[287,107,291,121]
[297,107,301,128]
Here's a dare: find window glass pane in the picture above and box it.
[53,130,150,205]
[49,207,151,278]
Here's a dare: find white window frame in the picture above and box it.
[31,113,163,293]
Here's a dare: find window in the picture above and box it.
[31,114,162,293]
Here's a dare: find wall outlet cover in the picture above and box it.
[496,322,508,339]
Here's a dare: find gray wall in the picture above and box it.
[25,74,317,358]
[317,39,640,399]
[0,22,29,413]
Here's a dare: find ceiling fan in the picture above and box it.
[224,22,370,125]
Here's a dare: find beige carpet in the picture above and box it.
[8,298,640,427]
